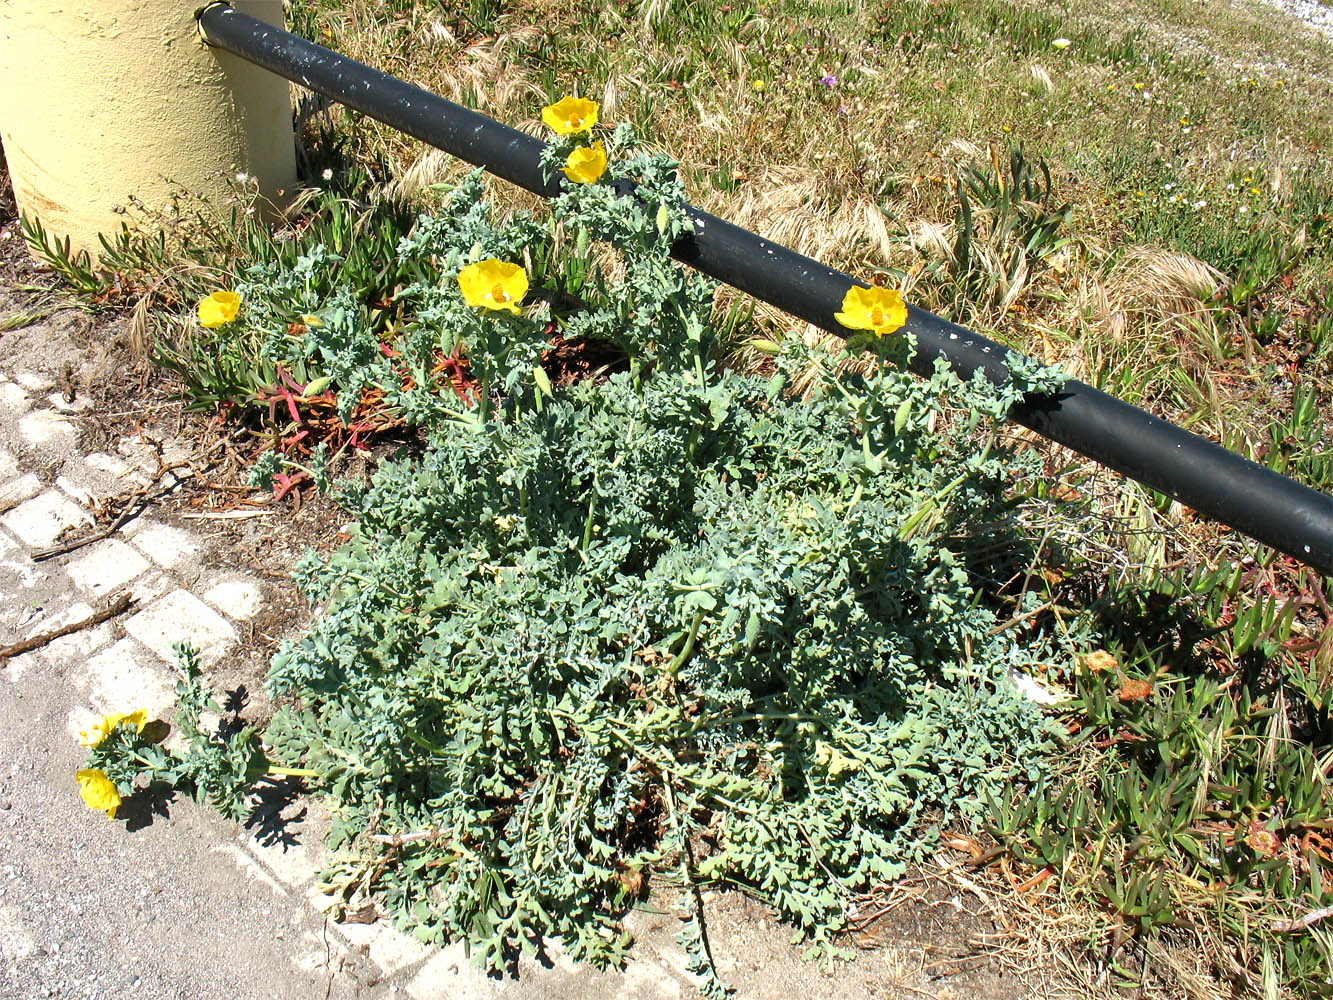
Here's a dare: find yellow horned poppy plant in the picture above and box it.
[197,290,241,328]
[79,708,149,747]
[458,259,528,315]
[563,142,608,184]
[77,769,122,820]
[834,285,908,337]
[542,96,598,135]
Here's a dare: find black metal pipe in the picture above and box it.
[197,3,1332,573]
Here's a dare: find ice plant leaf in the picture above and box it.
[457,259,528,315]
[542,96,599,136]
[562,141,608,185]
[833,285,907,338]
[76,768,122,820]
[197,290,240,329]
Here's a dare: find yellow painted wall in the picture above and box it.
[0,1,296,260]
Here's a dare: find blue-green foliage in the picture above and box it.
[144,149,1078,992]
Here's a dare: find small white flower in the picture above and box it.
[1193,199,1207,210]
[322,168,334,181]
[1163,182,1175,191]
[1052,37,1072,49]
[1238,205,1248,214]
[236,172,251,184]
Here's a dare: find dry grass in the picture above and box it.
[295,0,1332,479]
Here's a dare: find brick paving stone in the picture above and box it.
[115,435,161,472]
[204,578,263,620]
[125,519,200,570]
[212,843,290,898]
[85,450,146,483]
[0,382,31,418]
[0,473,42,513]
[0,449,17,479]
[124,589,238,666]
[405,944,494,1000]
[3,650,41,683]
[37,618,116,669]
[80,636,178,719]
[54,474,97,507]
[239,819,323,891]
[22,600,116,669]
[0,526,42,591]
[12,371,54,393]
[18,409,78,447]
[46,390,93,414]
[58,453,150,504]
[65,538,151,598]
[1,490,93,549]
[334,918,435,976]
[125,569,174,607]
[116,434,194,475]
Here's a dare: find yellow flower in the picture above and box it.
[197,290,240,328]
[834,285,908,337]
[541,96,598,135]
[562,141,608,184]
[752,79,766,92]
[457,259,529,315]
[79,708,149,747]
[76,769,122,820]
[299,314,323,327]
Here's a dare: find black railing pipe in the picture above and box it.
[197,3,1332,573]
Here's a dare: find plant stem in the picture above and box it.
[258,764,320,778]
[667,611,704,676]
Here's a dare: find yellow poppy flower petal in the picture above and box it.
[457,259,529,315]
[197,290,241,329]
[541,96,599,136]
[76,769,122,820]
[79,708,151,746]
[562,141,608,185]
[834,285,908,337]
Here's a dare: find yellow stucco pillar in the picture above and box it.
[0,1,296,261]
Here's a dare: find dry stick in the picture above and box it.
[0,593,134,659]
[31,462,191,562]
[1273,906,1333,933]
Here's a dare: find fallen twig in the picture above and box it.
[0,593,134,659]
[31,461,191,561]
[1273,906,1333,933]
[179,510,274,520]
